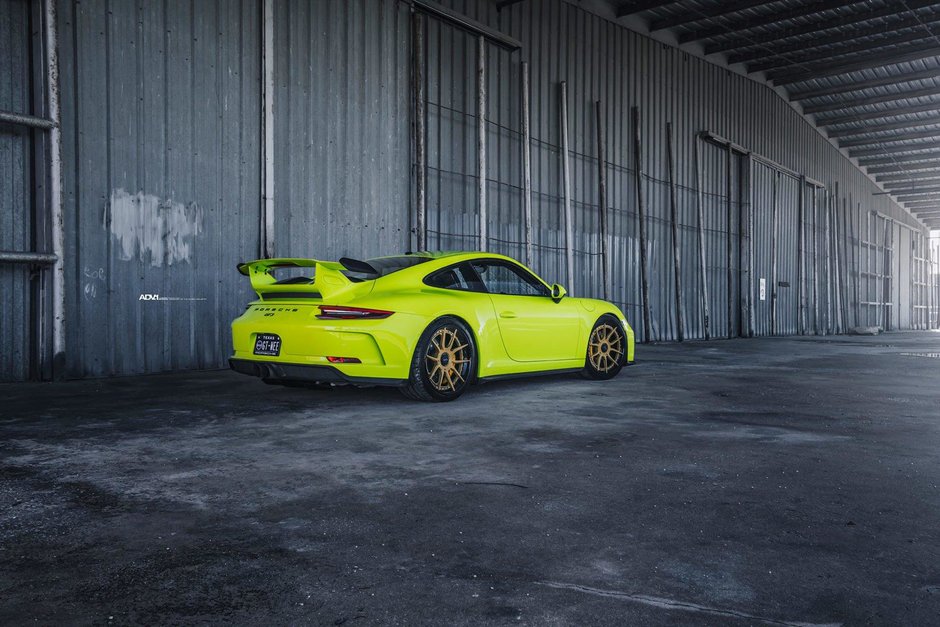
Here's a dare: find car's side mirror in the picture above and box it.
[551,283,567,301]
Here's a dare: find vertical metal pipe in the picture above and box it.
[412,11,426,251]
[726,145,733,337]
[909,226,915,330]
[839,197,851,333]
[43,0,65,377]
[411,11,428,250]
[666,122,684,341]
[797,176,806,335]
[694,136,710,340]
[868,211,874,327]
[632,107,652,343]
[477,36,487,252]
[812,186,819,334]
[831,189,841,334]
[262,0,275,258]
[854,203,861,328]
[881,216,890,331]
[595,101,609,300]
[746,154,755,337]
[521,62,532,268]
[770,172,779,336]
[560,82,574,293]
[825,190,832,334]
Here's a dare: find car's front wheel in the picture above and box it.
[401,317,475,402]
[582,314,626,380]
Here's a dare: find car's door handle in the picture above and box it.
[499,311,517,319]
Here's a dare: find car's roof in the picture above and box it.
[402,250,516,262]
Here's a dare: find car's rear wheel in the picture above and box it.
[401,317,475,402]
[582,314,626,380]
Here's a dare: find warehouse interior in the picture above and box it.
[3,0,940,623]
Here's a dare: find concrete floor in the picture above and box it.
[2,333,940,625]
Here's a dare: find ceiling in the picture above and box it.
[610,0,940,230]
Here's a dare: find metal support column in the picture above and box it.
[521,62,532,268]
[261,0,274,258]
[726,145,733,337]
[745,154,755,337]
[797,176,806,334]
[632,107,652,343]
[853,203,860,328]
[560,82,574,293]
[825,189,833,334]
[694,136,710,340]
[595,101,609,300]
[770,172,779,335]
[412,10,426,251]
[476,36,487,251]
[666,122,684,341]
[812,187,819,334]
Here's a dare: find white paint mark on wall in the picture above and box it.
[107,189,203,267]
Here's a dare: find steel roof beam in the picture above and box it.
[880,184,940,195]
[769,42,940,86]
[680,0,865,45]
[650,0,769,31]
[700,0,938,53]
[839,128,940,147]
[831,117,940,139]
[850,140,940,158]
[727,14,940,65]
[898,193,940,202]
[867,160,940,174]
[804,86,940,115]
[877,170,940,183]
[790,67,940,101]
[817,103,940,127]
[749,33,936,75]
[615,1,682,18]
[859,150,940,167]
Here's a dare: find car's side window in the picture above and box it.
[424,263,482,292]
[470,260,550,297]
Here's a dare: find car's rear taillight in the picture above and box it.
[327,356,361,364]
[316,305,394,320]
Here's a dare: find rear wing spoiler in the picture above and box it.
[237,258,352,299]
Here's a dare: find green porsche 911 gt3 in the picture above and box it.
[230,251,634,401]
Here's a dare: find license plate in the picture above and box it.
[253,333,281,356]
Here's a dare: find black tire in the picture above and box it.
[581,314,627,380]
[400,317,476,402]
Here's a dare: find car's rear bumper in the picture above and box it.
[229,358,406,387]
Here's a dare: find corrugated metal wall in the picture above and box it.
[57,0,262,377]
[274,0,411,261]
[423,0,929,343]
[0,0,33,381]
[4,0,930,380]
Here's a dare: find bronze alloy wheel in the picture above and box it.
[425,326,472,392]
[402,317,476,401]
[582,316,626,380]
[588,323,623,373]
